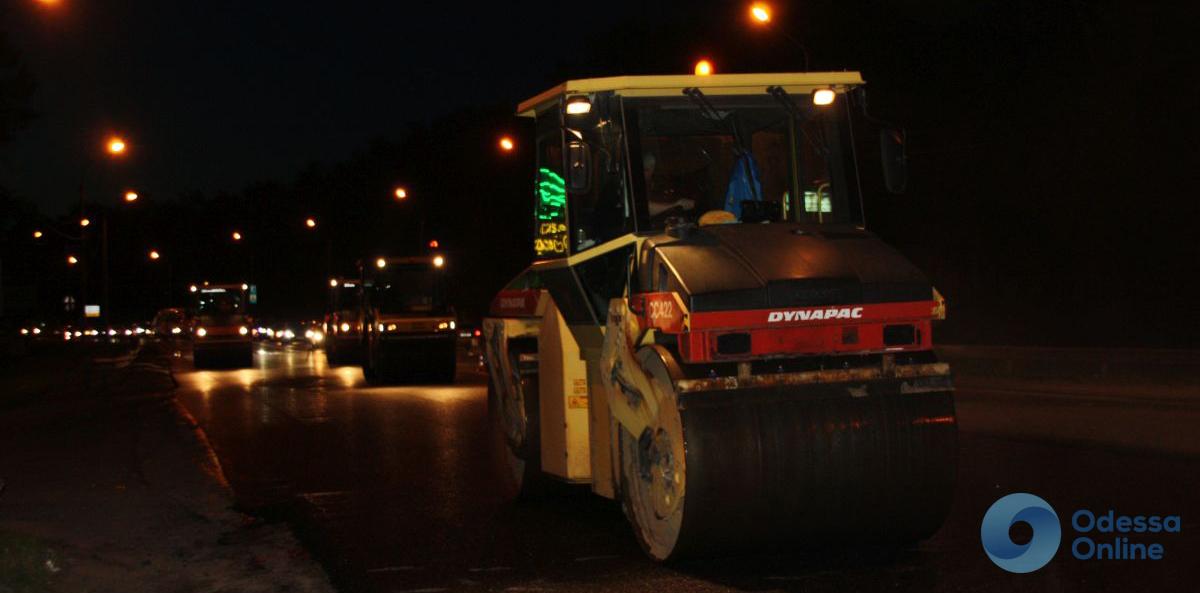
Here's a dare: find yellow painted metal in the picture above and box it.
[537,298,593,481]
[518,71,865,116]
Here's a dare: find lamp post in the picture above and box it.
[747,2,810,71]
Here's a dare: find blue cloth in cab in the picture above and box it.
[724,153,763,219]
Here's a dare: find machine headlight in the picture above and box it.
[305,329,314,340]
[171,327,182,335]
[283,329,295,340]
[386,323,398,332]
[239,326,250,336]
[32,327,42,335]
[20,328,28,335]
[311,331,324,343]
[340,322,350,333]
[195,327,207,337]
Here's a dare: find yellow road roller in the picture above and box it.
[483,72,957,561]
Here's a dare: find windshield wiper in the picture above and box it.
[681,87,761,202]
[768,86,829,157]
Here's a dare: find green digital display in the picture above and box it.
[534,167,568,256]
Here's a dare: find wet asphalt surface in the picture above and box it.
[172,342,1200,593]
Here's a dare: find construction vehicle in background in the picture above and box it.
[324,276,363,365]
[483,72,956,561]
[191,283,254,369]
[359,255,458,384]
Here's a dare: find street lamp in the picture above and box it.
[106,136,128,157]
[148,249,161,261]
[124,190,139,203]
[498,136,515,153]
[694,59,715,76]
[79,217,91,228]
[745,1,809,70]
[33,230,43,239]
[394,187,408,200]
[750,2,771,24]
[67,255,78,266]
[375,257,387,269]
[232,230,243,241]
[305,217,317,229]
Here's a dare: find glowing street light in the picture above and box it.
[232,230,243,241]
[375,257,387,269]
[79,217,91,228]
[694,59,715,76]
[189,284,198,293]
[329,278,340,288]
[394,187,408,200]
[33,230,43,239]
[106,136,127,156]
[432,255,445,268]
[124,190,139,203]
[67,255,78,266]
[148,249,161,261]
[305,217,317,229]
[498,136,515,152]
[750,3,772,24]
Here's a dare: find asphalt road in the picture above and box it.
[172,342,1200,593]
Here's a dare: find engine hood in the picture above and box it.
[641,223,932,312]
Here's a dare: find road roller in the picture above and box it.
[483,72,957,561]
[359,255,459,384]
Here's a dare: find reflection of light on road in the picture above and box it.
[335,366,361,389]
[191,371,218,398]
[220,368,257,390]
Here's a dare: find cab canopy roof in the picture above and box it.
[517,71,864,117]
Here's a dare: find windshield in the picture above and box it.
[625,93,861,230]
[332,283,359,311]
[196,290,245,317]
[372,267,448,315]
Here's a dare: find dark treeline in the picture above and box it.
[3,0,1197,346]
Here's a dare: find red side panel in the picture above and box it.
[489,289,540,318]
[678,301,937,363]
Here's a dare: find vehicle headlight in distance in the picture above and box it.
[341,322,350,333]
[437,321,449,330]
[33,327,42,335]
[283,329,295,340]
[172,327,182,335]
[450,321,456,330]
[386,323,398,332]
[311,331,324,343]
[305,329,314,340]
[196,327,207,337]
[239,326,250,336]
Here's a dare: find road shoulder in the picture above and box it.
[0,342,335,593]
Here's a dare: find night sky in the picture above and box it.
[2,1,1197,346]
[4,1,634,213]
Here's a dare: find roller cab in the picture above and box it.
[324,277,363,365]
[484,72,956,561]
